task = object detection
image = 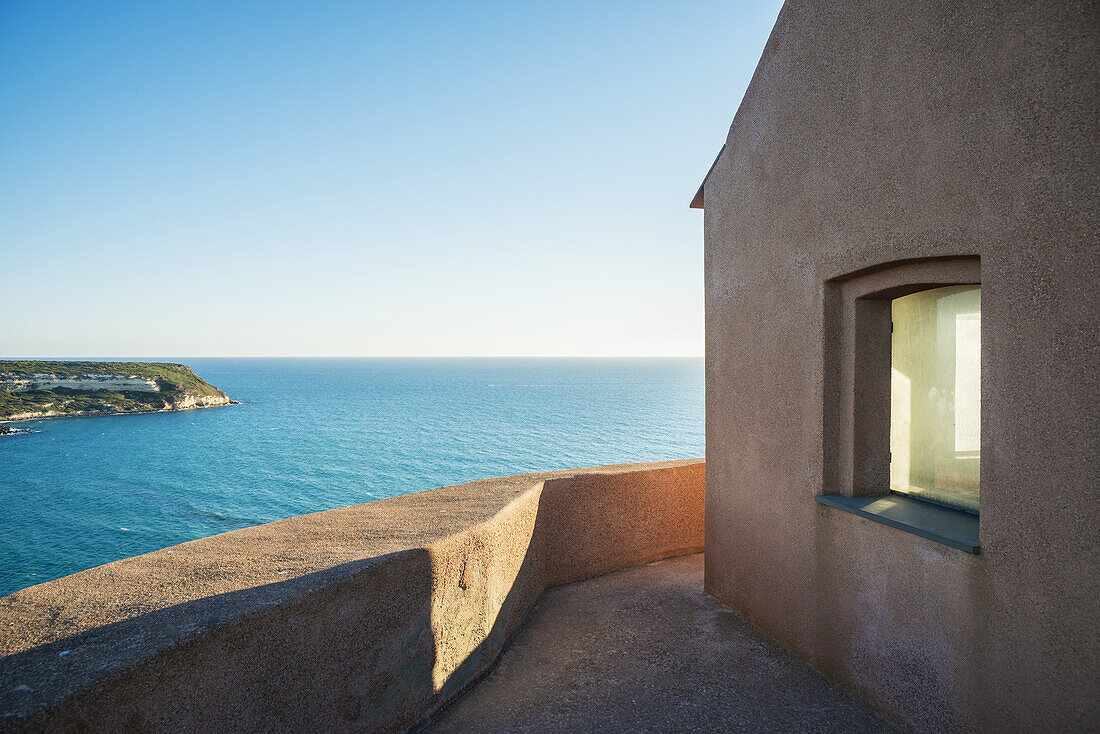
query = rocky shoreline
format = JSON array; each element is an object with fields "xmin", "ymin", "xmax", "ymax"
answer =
[
  {"xmin": 0, "ymin": 398, "xmax": 241, "ymax": 423},
  {"xmin": 0, "ymin": 424, "xmax": 39, "ymax": 436}
]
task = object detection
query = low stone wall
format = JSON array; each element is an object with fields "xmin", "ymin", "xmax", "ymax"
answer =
[{"xmin": 0, "ymin": 459, "xmax": 704, "ymax": 733}]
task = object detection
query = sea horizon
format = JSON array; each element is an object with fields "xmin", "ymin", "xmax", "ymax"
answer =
[{"xmin": 0, "ymin": 357, "xmax": 703, "ymax": 596}]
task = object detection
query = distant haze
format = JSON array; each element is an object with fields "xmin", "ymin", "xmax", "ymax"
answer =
[{"xmin": 0, "ymin": 1, "xmax": 782, "ymax": 357}]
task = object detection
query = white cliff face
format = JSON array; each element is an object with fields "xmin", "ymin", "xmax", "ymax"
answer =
[
  {"xmin": 1, "ymin": 394, "xmax": 232, "ymax": 421},
  {"xmin": 0, "ymin": 375, "xmax": 160, "ymax": 393},
  {"xmin": 171, "ymin": 394, "xmax": 232, "ymax": 409}
]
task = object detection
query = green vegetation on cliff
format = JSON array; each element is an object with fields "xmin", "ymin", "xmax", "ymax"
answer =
[{"xmin": 0, "ymin": 361, "xmax": 231, "ymax": 421}]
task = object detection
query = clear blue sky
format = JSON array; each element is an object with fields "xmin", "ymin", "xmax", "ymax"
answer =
[{"xmin": 0, "ymin": 1, "xmax": 781, "ymax": 357}]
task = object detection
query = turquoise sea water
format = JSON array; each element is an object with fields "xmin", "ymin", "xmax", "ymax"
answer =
[{"xmin": 0, "ymin": 358, "xmax": 703, "ymax": 597}]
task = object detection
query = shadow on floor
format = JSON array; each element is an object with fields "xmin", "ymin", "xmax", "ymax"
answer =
[{"xmin": 424, "ymin": 554, "xmax": 894, "ymax": 734}]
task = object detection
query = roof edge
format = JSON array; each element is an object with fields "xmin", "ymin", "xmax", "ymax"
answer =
[{"xmin": 689, "ymin": 144, "xmax": 725, "ymax": 209}]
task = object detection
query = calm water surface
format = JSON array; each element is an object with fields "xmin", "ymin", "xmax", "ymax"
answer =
[{"xmin": 0, "ymin": 358, "xmax": 703, "ymax": 596}]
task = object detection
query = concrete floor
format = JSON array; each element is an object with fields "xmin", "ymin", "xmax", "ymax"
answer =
[{"xmin": 424, "ymin": 554, "xmax": 893, "ymax": 734}]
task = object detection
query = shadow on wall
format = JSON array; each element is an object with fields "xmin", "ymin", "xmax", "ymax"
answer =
[
  {"xmin": 0, "ymin": 461, "xmax": 704, "ymax": 733},
  {"xmin": 427, "ymin": 466, "xmax": 705, "ymax": 718}
]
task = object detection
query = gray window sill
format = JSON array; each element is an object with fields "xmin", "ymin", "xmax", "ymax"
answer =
[{"xmin": 815, "ymin": 493, "xmax": 980, "ymax": 554}]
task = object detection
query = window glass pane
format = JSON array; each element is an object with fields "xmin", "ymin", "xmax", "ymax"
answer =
[{"xmin": 890, "ymin": 285, "xmax": 980, "ymax": 512}]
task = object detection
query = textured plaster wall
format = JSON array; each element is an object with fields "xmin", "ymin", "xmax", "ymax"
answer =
[
  {"xmin": 702, "ymin": 1, "xmax": 1097, "ymax": 732},
  {"xmin": 0, "ymin": 460, "xmax": 703, "ymax": 733}
]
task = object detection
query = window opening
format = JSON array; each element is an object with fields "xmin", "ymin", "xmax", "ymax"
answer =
[{"xmin": 889, "ymin": 285, "xmax": 981, "ymax": 513}]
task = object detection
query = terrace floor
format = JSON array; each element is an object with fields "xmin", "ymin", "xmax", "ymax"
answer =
[{"xmin": 424, "ymin": 554, "xmax": 893, "ymax": 734}]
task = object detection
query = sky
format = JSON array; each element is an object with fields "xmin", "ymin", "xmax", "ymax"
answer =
[{"xmin": 0, "ymin": 1, "xmax": 782, "ymax": 358}]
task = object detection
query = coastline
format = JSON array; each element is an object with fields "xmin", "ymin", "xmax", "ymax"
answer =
[
  {"xmin": 0, "ymin": 399, "xmax": 240, "ymax": 424},
  {"xmin": 1, "ymin": 361, "xmax": 236, "ymax": 425}
]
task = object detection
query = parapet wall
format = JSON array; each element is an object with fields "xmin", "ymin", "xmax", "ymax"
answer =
[{"xmin": 0, "ymin": 459, "xmax": 704, "ymax": 733}]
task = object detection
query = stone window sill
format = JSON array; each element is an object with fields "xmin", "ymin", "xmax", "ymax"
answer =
[{"xmin": 815, "ymin": 493, "xmax": 980, "ymax": 554}]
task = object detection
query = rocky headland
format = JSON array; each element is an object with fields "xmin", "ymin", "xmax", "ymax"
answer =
[{"xmin": 0, "ymin": 361, "xmax": 235, "ymax": 422}]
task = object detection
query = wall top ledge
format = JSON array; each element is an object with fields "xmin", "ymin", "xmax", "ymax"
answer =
[{"xmin": 0, "ymin": 458, "xmax": 703, "ymax": 725}]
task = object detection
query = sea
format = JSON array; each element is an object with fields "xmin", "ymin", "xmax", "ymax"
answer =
[{"xmin": 0, "ymin": 358, "xmax": 703, "ymax": 597}]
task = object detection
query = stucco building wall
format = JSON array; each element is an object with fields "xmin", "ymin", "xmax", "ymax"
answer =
[{"xmin": 701, "ymin": 1, "xmax": 1097, "ymax": 731}]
